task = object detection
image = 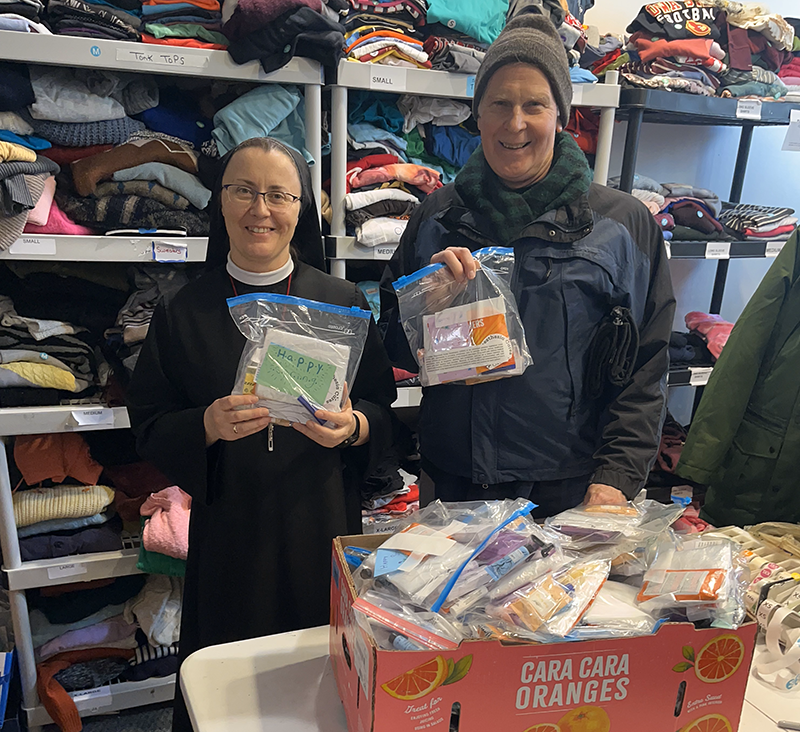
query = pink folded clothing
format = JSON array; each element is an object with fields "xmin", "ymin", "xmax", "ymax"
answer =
[
  {"xmin": 744, "ymin": 224, "xmax": 796, "ymax": 238},
  {"xmin": 685, "ymin": 311, "xmax": 734, "ymax": 361},
  {"xmin": 36, "ymin": 614, "xmax": 137, "ymax": 662},
  {"xmin": 348, "ymin": 163, "xmax": 443, "ymax": 195},
  {"xmin": 23, "ymin": 199, "xmax": 96, "ymax": 236},
  {"xmin": 141, "ymin": 485, "xmax": 191, "ymax": 560},
  {"xmin": 25, "ymin": 175, "xmax": 56, "ymax": 227}
]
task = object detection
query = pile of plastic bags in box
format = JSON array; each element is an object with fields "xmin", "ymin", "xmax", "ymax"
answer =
[{"xmin": 345, "ymin": 498, "xmax": 750, "ymax": 651}]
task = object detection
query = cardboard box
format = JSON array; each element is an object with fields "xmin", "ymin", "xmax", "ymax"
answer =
[{"xmin": 330, "ymin": 535, "xmax": 757, "ymax": 732}]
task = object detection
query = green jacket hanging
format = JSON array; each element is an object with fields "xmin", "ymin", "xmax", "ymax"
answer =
[{"xmin": 676, "ymin": 230, "xmax": 800, "ymax": 526}]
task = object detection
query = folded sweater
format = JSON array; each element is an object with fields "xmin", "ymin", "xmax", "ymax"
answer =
[{"xmin": 13, "ymin": 484, "xmax": 114, "ymax": 528}]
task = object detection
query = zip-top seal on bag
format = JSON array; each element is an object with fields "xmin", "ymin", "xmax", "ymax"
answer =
[
  {"xmin": 392, "ymin": 247, "xmax": 532, "ymax": 387},
  {"xmin": 227, "ymin": 293, "xmax": 371, "ymax": 427}
]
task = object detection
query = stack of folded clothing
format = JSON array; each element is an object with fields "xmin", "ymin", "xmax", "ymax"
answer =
[
  {"xmin": 398, "ymin": 93, "xmax": 478, "ymax": 181},
  {"xmin": 779, "ymin": 50, "xmax": 800, "ymax": 102},
  {"xmin": 225, "ymin": 0, "xmax": 345, "ymax": 74},
  {"xmin": 141, "ymin": 0, "xmax": 225, "ymax": 49},
  {"xmin": 719, "ymin": 203, "xmax": 797, "ymax": 242},
  {"xmin": 0, "ymin": 0, "xmax": 46, "ymax": 24},
  {"xmin": 685, "ymin": 311, "xmax": 733, "ymax": 361},
  {"xmin": 609, "ymin": 175, "xmax": 729, "ymax": 242},
  {"xmin": 344, "ymin": 152, "xmax": 441, "ymax": 248},
  {"xmin": 136, "ymin": 485, "xmax": 190, "ymax": 576},
  {"xmin": 47, "ymin": 0, "xmax": 142, "ymax": 41},
  {"xmin": 0, "ymin": 296, "xmax": 103, "ymax": 406},
  {"xmin": 668, "ymin": 331, "xmax": 714, "ymax": 370},
  {"xmin": 0, "ymin": 146, "xmax": 60, "ymax": 249},
  {"xmin": 344, "ymin": 0, "xmax": 430, "ymax": 69},
  {"xmin": 600, "ymin": 3, "xmax": 797, "ymax": 98},
  {"xmin": 105, "ymin": 264, "xmax": 191, "ymax": 377},
  {"xmin": 13, "ymin": 484, "xmax": 116, "ymax": 537},
  {"xmin": 58, "ymin": 136, "xmax": 210, "ymax": 235},
  {"xmin": 211, "ymin": 83, "xmax": 312, "ymax": 161},
  {"xmin": 25, "ymin": 67, "xmax": 152, "ymax": 149},
  {"xmin": 0, "ymin": 0, "xmax": 49, "ymax": 32}
]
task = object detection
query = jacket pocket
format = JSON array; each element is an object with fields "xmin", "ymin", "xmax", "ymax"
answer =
[{"xmin": 717, "ymin": 414, "xmax": 783, "ymax": 517}]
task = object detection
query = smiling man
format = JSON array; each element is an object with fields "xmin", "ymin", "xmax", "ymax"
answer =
[{"xmin": 380, "ymin": 11, "xmax": 676, "ymax": 516}]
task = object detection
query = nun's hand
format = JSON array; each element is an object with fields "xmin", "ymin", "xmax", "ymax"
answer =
[
  {"xmin": 431, "ymin": 247, "xmax": 479, "ymax": 284},
  {"xmin": 204, "ymin": 395, "xmax": 271, "ymax": 447},
  {"xmin": 292, "ymin": 397, "xmax": 369, "ymax": 449}
]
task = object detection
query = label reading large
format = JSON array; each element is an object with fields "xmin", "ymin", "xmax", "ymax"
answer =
[
  {"xmin": 47, "ymin": 563, "xmax": 88, "ymax": 580},
  {"xmin": 70, "ymin": 686, "xmax": 112, "ymax": 711}
]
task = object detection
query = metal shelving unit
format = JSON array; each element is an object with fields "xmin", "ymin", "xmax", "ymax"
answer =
[
  {"xmin": 667, "ymin": 239, "xmax": 787, "ymax": 261},
  {"xmin": 617, "ymin": 88, "xmax": 800, "ymax": 315},
  {"xmin": 0, "ymin": 32, "xmax": 325, "ymax": 731},
  {"xmin": 326, "ymin": 61, "xmax": 622, "ymax": 278}
]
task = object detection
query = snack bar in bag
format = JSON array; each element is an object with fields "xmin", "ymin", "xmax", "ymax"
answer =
[
  {"xmin": 227, "ymin": 293, "xmax": 371, "ymax": 426},
  {"xmin": 392, "ymin": 248, "xmax": 532, "ymax": 386}
]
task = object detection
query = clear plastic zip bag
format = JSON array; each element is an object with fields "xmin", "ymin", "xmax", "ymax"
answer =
[
  {"xmin": 392, "ymin": 247, "xmax": 531, "ymax": 386},
  {"xmin": 227, "ymin": 293, "xmax": 371, "ymax": 426}
]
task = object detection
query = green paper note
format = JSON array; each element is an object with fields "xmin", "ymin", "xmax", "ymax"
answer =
[{"xmin": 256, "ymin": 343, "xmax": 336, "ymax": 405}]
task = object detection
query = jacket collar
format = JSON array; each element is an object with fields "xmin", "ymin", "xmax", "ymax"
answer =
[{"xmin": 436, "ymin": 188, "xmax": 595, "ymax": 247}]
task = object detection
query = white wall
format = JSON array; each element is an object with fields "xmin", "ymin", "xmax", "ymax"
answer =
[{"xmin": 586, "ymin": 0, "xmax": 800, "ymax": 422}]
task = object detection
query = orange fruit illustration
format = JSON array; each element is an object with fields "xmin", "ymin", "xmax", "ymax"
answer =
[
  {"xmin": 523, "ymin": 725, "xmax": 561, "ymax": 732},
  {"xmin": 695, "ymin": 635, "xmax": 745, "ymax": 683},
  {"xmin": 381, "ymin": 655, "xmax": 448, "ymax": 700},
  {"xmin": 681, "ymin": 713, "xmax": 732, "ymax": 732},
  {"xmin": 558, "ymin": 705, "xmax": 611, "ymax": 732}
]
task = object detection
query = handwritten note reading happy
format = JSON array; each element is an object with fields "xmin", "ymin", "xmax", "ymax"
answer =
[{"xmin": 256, "ymin": 343, "xmax": 336, "ymax": 405}]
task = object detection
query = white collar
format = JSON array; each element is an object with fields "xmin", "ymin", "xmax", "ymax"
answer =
[{"xmin": 226, "ymin": 254, "xmax": 294, "ymax": 287}]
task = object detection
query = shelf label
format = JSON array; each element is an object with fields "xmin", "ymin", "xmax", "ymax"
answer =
[
  {"xmin": 8, "ymin": 237, "xmax": 56, "ymax": 256},
  {"xmin": 705, "ymin": 242, "xmax": 731, "ymax": 259},
  {"xmin": 572, "ymin": 84, "xmax": 584, "ymax": 106},
  {"xmin": 369, "ymin": 66, "xmax": 407, "ymax": 92},
  {"xmin": 47, "ymin": 563, "xmax": 88, "ymax": 580},
  {"xmin": 736, "ymin": 99, "xmax": 762, "ymax": 120},
  {"xmin": 152, "ymin": 241, "xmax": 188, "ymax": 263},
  {"xmin": 664, "ymin": 239, "xmax": 671, "ymax": 259},
  {"xmin": 116, "ymin": 48, "xmax": 208, "ymax": 69},
  {"xmin": 466, "ymin": 75, "xmax": 475, "ymax": 98},
  {"xmin": 71, "ymin": 409, "xmax": 115, "ymax": 427},
  {"xmin": 766, "ymin": 241, "xmax": 785, "ymax": 258},
  {"xmin": 689, "ymin": 366, "xmax": 713, "ymax": 387},
  {"xmin": 782, "ymin": 109, "xmax": 800, "ymax": 152},
  {"xmin": 374, "ymin": 246, "xmax": 397, "ymax": 259},
  {"xmin": 71, "ymin": 685, "xmax": 112, "ymax": 711}
]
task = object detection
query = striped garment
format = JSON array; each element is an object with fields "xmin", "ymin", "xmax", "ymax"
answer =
[
  {"xmin": 132, "ymin": 641, "xmax": 179, "ymax": 667},
  {"xmin": 719, "ymin": 204, "xmax": 796, "ymax": 233}
]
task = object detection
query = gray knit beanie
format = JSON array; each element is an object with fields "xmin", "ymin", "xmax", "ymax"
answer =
[{"xmin": 473, "ymin": 12, "xmax": 572, "ymax": 124}]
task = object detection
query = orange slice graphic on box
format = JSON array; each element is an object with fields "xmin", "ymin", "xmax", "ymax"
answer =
[
  {"xmin": 695, "ymin": 635, "xmax": 745, "ymax": 683},
  {"xmin": 558, "ymin": 705, "xmax": 611, "ymax": 732},
  {"xmin": 523, "ymin": 724, "xmax": 561, "ymax": 732},
  {"xmin": 681, "ymin": 713, "xmax": 732, "ymax": 732},
  {"xmin": 381, "ymin": 655, "xmax": 448, "ymax": 700}
]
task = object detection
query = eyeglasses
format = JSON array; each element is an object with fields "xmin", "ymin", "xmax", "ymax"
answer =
[{"xmin": 222, "ymin": 185, "xmax": 302, "ymax": 210}]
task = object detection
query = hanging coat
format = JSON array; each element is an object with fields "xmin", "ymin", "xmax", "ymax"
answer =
[{"xmin": 676, "ymin": 231, "xmax": 800, "ymax": 526}]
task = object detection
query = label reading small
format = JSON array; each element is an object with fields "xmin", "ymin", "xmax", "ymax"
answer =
[
  {"xmin": 369, "ymin": 65, "xmax": 407, "ymax": 92},
  {"xmin": 8, "ymin": 237, "xmax": 57, "ymax": 256}
]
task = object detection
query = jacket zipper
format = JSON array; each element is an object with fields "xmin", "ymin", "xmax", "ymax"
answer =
[{"xmin": 268, "ymin": 423, "xmax": 274, "ymax": 452}]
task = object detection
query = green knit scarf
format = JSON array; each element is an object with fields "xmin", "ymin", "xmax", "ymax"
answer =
[{"xmin": 454, "ymin": 131, "xmax": 593, "ymax": 245}]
